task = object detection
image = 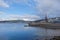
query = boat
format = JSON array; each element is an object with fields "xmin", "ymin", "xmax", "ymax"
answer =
[{"xmin": 28, "ymin": 13, "xmax": 60, "ymax": 29}]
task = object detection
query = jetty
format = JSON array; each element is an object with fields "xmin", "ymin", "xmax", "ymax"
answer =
[{"xmin": 28, "ymin": 13, "xmax": 60, "ymax": 29}]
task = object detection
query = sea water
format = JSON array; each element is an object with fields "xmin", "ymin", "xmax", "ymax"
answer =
[{"xmin": 0, "ymin": 23, "xmax": 60, "ymax": 40}]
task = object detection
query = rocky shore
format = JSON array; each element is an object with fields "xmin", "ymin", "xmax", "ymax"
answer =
[{"xmin": 50, "ymin": 36, "xmax": 60, "ymax": 40}]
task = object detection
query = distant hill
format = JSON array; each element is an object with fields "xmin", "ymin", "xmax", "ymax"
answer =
[{"xmin": 0, "ymin": 20, "xmax": 31, "ymax": 23}]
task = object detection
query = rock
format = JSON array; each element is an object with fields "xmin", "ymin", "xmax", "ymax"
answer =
[{"xmin": 50, "ymin": 36, "xmax": 60, "ymax": 40}]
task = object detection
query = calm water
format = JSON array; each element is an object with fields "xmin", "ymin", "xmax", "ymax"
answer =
[{"xmin": 0, "ymin": 23, "xmax": 60, "ymax": 40}]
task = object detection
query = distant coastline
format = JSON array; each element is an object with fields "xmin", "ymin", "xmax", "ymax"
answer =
[
  {"xmin": 0, "ymin": 20, "xmax": 24, "ymax": 23},
  {"xmin": 0, "ymin": 20, "xmax": 31, "ymax": 23},
  {"xmin": 0, "ymin": 17, "xmax": 60, "ymax": 23}
]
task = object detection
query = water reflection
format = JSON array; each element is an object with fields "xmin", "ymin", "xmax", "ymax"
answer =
[{"xmin": 0, "ymin": 23, "xmax": 60, "ymax": 40}]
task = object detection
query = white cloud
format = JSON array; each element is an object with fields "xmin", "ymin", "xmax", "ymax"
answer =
[
  {"xmin": 33, "ymin": 0, "xmax": 60, "ymax": 17},
  {"xmin": 14, "ymin": 0, "xmax": 60, "ymax": 17},
  {"xmin": 2, "ymin": 0, "xmax": 60, "ymax": 15},
  {"xmin": 0, "ymin": 11, "xmax": 5, "ymax": 14},
  {"xmin": 0, "ymin": 0, "xmax": 9, "ymax": 8},
  {"xmin": 0, "ymin": 0, "xmax": 60, "ymax": 20},
  {"xmin": 0, "ymin": 12, "xmax": 40, "ymax": 21},
  {"xmin": 6, "ymin": 14, "xmax": 40, "ymax": 21}
]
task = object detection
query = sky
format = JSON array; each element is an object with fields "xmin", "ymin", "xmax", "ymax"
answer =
[{"xmin": 0, "ymin": 0, "xmax": 60, "ymax": 21}]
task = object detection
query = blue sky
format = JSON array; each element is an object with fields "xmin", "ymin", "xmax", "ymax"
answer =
[{"xmin": 0, "ymin": 0, "xmax": 60, "ymax": 21}]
